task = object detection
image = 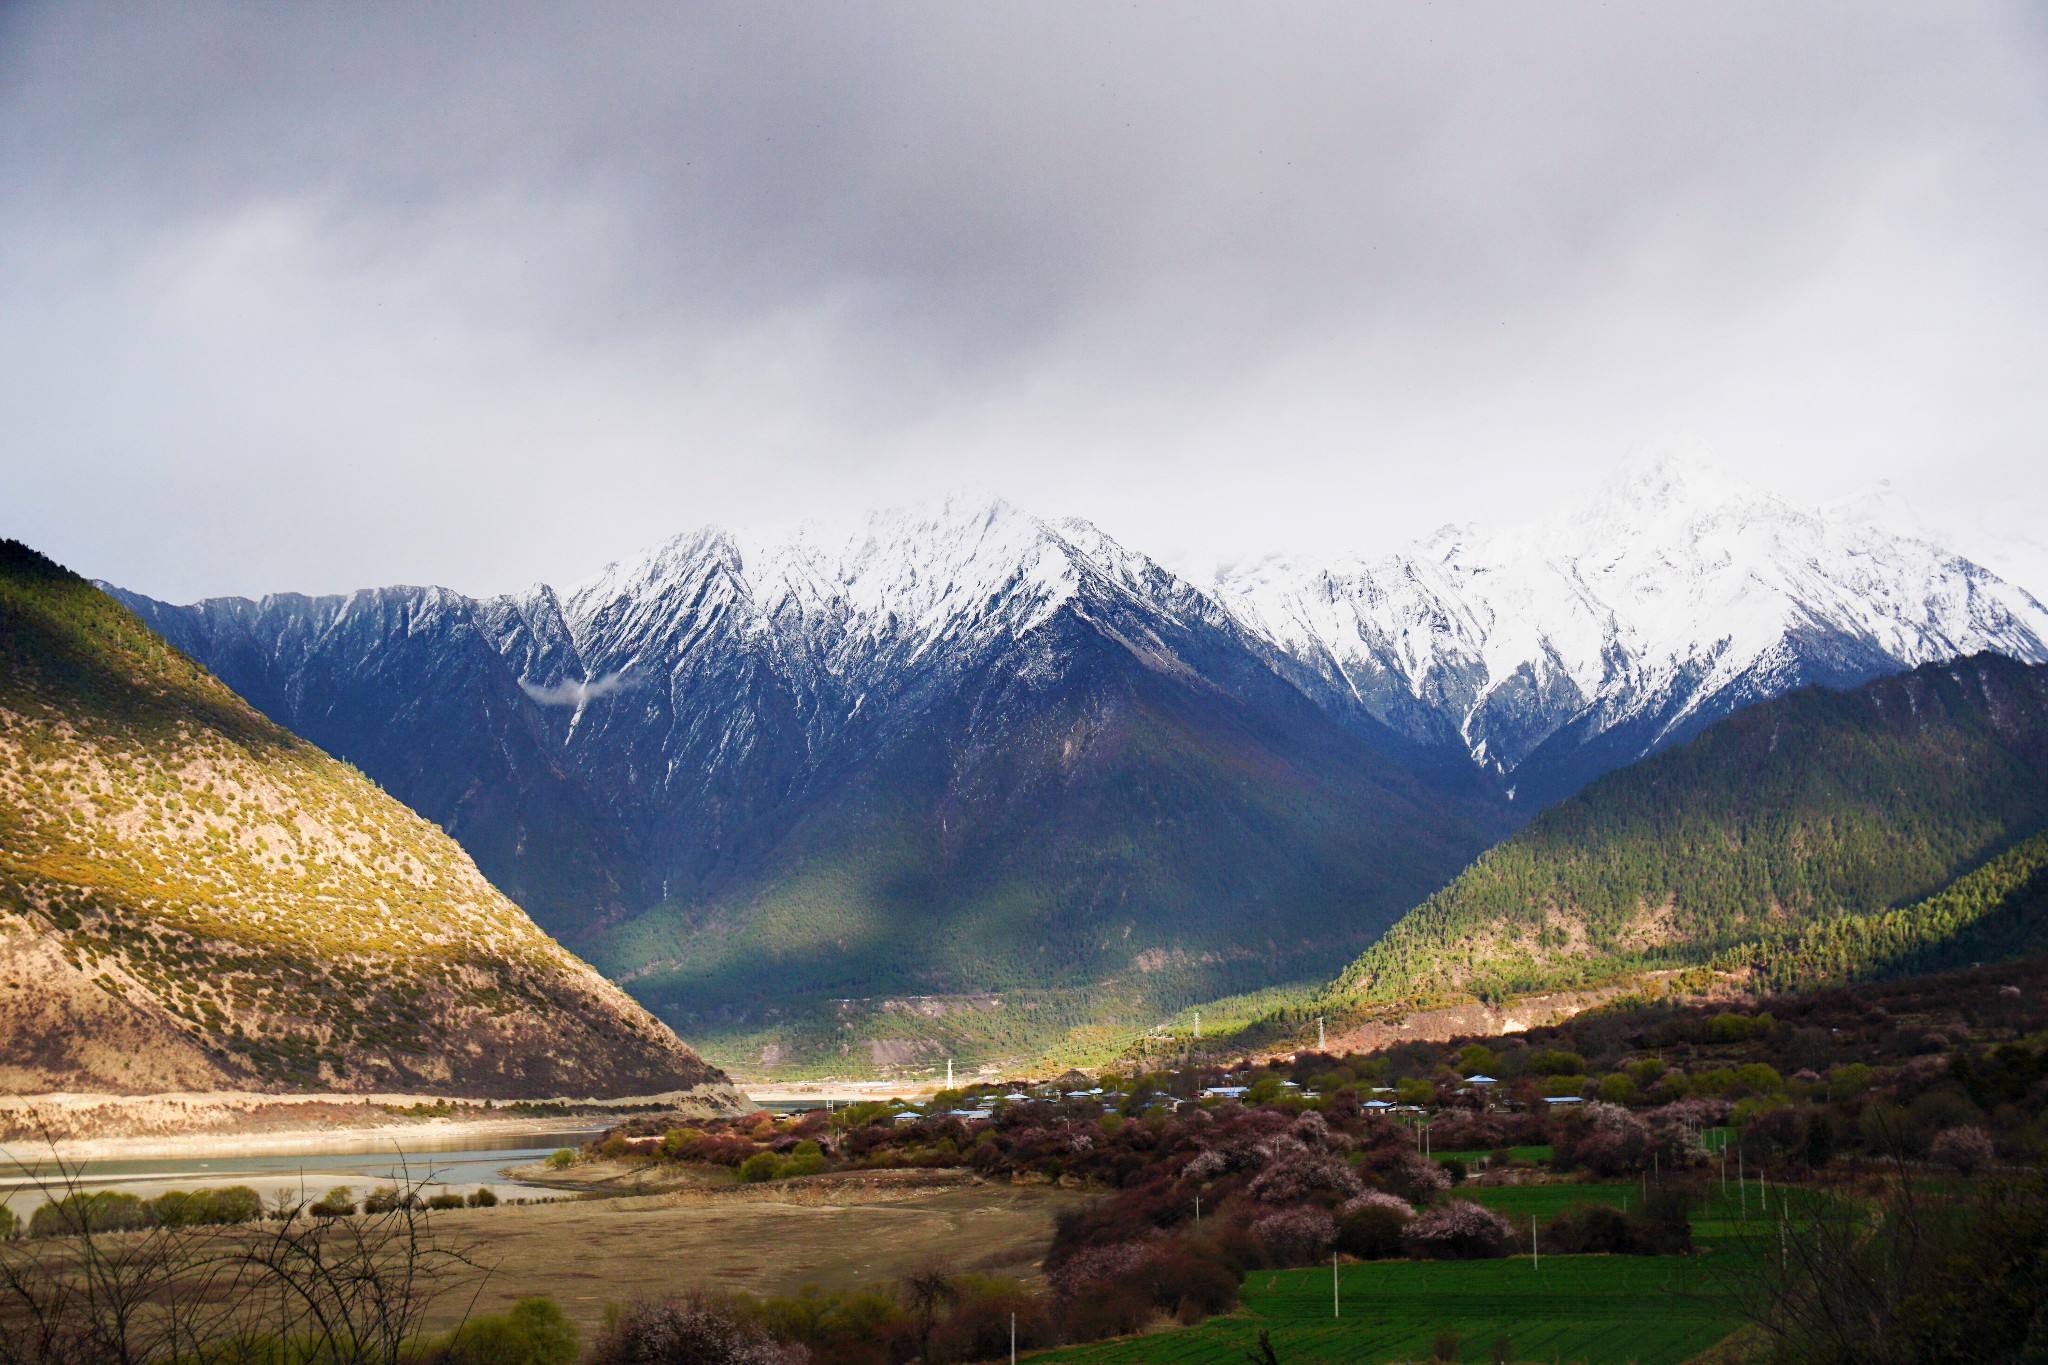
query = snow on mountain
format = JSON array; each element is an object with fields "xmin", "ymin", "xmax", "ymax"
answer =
[
  {"xmin": 514, "ymin": 496, "xmax": 1229, "ymax": 726},
  {"xmin": 1212, "ymin": 438, "xmax": 2048, "ymax": 800}
]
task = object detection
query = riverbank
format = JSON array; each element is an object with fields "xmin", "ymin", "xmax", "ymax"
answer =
[
  {"xmin": 0, "ymin": 1085, "xmax": 741, "ymax": 1159},
  {"xmin": 741, "ymin": 1080, "xmax": 937, "ymax": 1107},
  {"xmin": 0, "ymin": 1078, "xmax": 937, "ymax": 1162}
]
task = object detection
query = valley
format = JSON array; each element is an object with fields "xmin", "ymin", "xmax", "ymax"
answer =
[{"xmin": 8, "ymin": 468, "xmax": 2048, "ymax": 1365}]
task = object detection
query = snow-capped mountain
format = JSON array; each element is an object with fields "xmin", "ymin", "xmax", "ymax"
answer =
[
  {"xmin": 1213, "ymin": 441, "xmax": 2048, "ymax": 805},
  {"xmin": 115, "ymin": 498, "xmax": 1505, "ymax": 1054},
  {"xmin": 109, "ymin": 450, "xmax": 2048, "ymax": 1064}
]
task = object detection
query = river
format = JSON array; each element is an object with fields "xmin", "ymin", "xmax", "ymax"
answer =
[{"xmin": 0, "ymin": 1127, "xmax": 610, "ymax": 1220}]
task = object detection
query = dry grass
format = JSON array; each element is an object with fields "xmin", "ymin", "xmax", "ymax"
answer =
[{"xmin": 425, "ymin": 1171, "xmax": 1086, "ymax": 1333}]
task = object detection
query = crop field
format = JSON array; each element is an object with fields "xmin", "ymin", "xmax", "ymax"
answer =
[
  {"xmin": 1030, "ymin": 1184, "xmax": 1778, "ymax": 1364},
  {"xmin": 1466, "ymin": 1180, "xmax": 1799, "ymax": 1231},
  {"xmin": 1436, "ymin": 1145, "xmax": 1554, "ymax": 1165}
]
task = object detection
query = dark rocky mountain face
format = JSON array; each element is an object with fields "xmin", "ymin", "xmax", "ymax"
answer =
[
  {"xmin": 115, "ymin": 504, "xmax": 1511, "ymax": 1068},
  {"xmin": 119, "ymin": 586, "xmax": 642, "ymax": 940}
]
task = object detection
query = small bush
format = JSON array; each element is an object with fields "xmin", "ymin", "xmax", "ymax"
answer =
[
  {"xmin": 780, "ymin": 1139, "xmax": 826, "ymax": 1178},
  {"xmin": 431, "ymin": 1296, "xmax": 579, "ymax": 1365},
  {"xmin": 308, "ymin": 1186, "xmax": 356, "ymax": 1219},
  {"xmin": 1058, "ymin": 1278, "xmax": 1151, "ymax": 1343},
  {"xmin": 1541, "ymin": 1194, "xmax": 1692, "ymax": 1256},
  {"xmin": 147, "ymin": 1185, "xmax": 262, "ymax": 1227},
  {"xmin": 426, "ymin": 1193, "xmax": 467, "ymax": 1211},
  {"xmin": 738, "ymin": 1152, "xmax": 785, "ymax": 1183},
  {"xmin": 544, "ymin": 1149, "xmax": 575, "ymax": 1170},
  {"xmin": 1336, "ymin": 1205, "xmax": 1409, "ymax": 1259},
  {"xmin": 29, "ymin": 1191, "xmax": 148, "ymax": 1237},
  {"xmin": 1931, "ymin": 1124, "xmax": 1996, "ymax": 1175},
  {"xmin": 466, "ymin": 1187, "xmax": 499, "ymax": 1208}
]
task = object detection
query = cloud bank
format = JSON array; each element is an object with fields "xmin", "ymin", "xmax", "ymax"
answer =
[{"xmin": 1, "ymin": 2, "xmax": 2044, "ymax": 600}]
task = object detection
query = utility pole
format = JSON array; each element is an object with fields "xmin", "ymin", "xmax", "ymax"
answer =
[
  {"xmin": 946, "ymin": 1058, "xmax": 953, "ymax": 1090},
  {"xmin": 1193, "ymin": 1010, "xmax": 1200, "ymax": 1040},
  {"xmin": 1532, "ymin": 1219, "xmax": 1538, "ymax": 1269},
  {"xmin": 1317, "ymin": 1015, "xmax": 1325, "ymax": 1050},
  {"xmin": 1333, "ymin": 1253, "xmax": 1340, "ymax": 1318},
  {"xmin": 1010, "ymin": 1312, "xmax": 1016, "ymax": 1365}
]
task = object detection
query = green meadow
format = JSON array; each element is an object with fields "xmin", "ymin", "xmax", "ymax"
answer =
[{"xmin": 1030, "ymin": 1184, "xmax": 1777, "ymax": 1365}]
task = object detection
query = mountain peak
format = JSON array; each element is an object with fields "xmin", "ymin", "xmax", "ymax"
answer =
[
  {"xmin": 1591, "ymin": 434, "xmax": 1757, "ymax": 520},
  {"xmin": 1213, "ymin": 446, "xmax": 2048, "ymax": 793}
]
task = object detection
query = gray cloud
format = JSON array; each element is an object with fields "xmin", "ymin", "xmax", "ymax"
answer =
[{"xmin": 2, "ymin": 2, "xmax": 2045, "ymax": 601}]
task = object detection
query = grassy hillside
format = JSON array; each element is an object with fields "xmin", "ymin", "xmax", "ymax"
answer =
[
  {"xmin": 1328, "ymin": 654, "xmax": 2048, "ymax": 1010},
  {"xmin": 0, "ymin": 541, "xmax": 737, "ymax": 1101}
]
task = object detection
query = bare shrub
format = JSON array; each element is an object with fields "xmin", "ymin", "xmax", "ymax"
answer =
[
  {"xmin": 1045, "ymin": 1241, "xmax": 1156, "ymax": 1301},
  {"xmin": 1929, "ymin": 1125, "xmax": 1995, "ymax": 1175},
  {"xmin": 1251, "ymin": 1206, "xmax": 1336, "ymax": 1265},
  {"xmin": 1381, "ymin": 1153, "xmax": 1452, "ymax": 1205},
  {"xmin": 1402, "ymin": 1200, "xmax": 1512, "ymax": 1260},
  {"xmin": 0, "ymin": 1136, "xmax": 485, "ymax": 1365},
  {"xmin": 586, "ymin": 1293, "xmax": 805, "ymax": 1365},
  {"xmin": 1246, "ymin": 1153, "xmax": 1362, "ymax": 1206}
]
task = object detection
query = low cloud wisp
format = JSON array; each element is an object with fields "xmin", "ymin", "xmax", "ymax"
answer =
[{"xmin": 520, "ymin": 672, "xmax": 636, "ymax": 708}]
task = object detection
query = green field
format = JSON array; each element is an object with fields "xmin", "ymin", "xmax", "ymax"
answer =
[
  {"xmin": 1030, "ymin": 1185, "xmax": 1776, "ymax": 1364},
  {"xmin": 1436, "ymin": 1129, "xmax": 1729, "ymax": 1171},
  {"xmin": 1436, "ymin": 1146, "xmax": 1554, "ymax": 1165}
]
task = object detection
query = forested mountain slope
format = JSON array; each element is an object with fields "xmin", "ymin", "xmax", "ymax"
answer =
[
  {"xmin": 0, "ymin": 540, "xmax": 738, "ymax": 1101},
  {"xmin": 1330, "ymin": 653, "xmax": 2048, "ymax": 1008}
]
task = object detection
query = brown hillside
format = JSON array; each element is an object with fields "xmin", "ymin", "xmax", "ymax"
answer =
[{"xmin": 0, "ymin": 539, "xmax": 740, "ymax": 1103}]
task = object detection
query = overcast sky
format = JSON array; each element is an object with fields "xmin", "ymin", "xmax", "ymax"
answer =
[{"xmin": 3, "ymin": 2, "xmax": 2046, "ymax": 602}]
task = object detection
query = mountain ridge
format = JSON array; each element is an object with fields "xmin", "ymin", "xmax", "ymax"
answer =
[
  {"xmin": 0, "ymin": 539, "xmax": 740, "ymax": 1102},
  {"xmin": 1212, "ymin": 440, "xmax": 2048, "ymax": 804},
  {"xmin": 107, "ymin": 456, "xmax": 2048, "ymax": 1072},
  {"xmin": 1327, "ymin": 651, "xmax": 2048, "ymax": 1011}
]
